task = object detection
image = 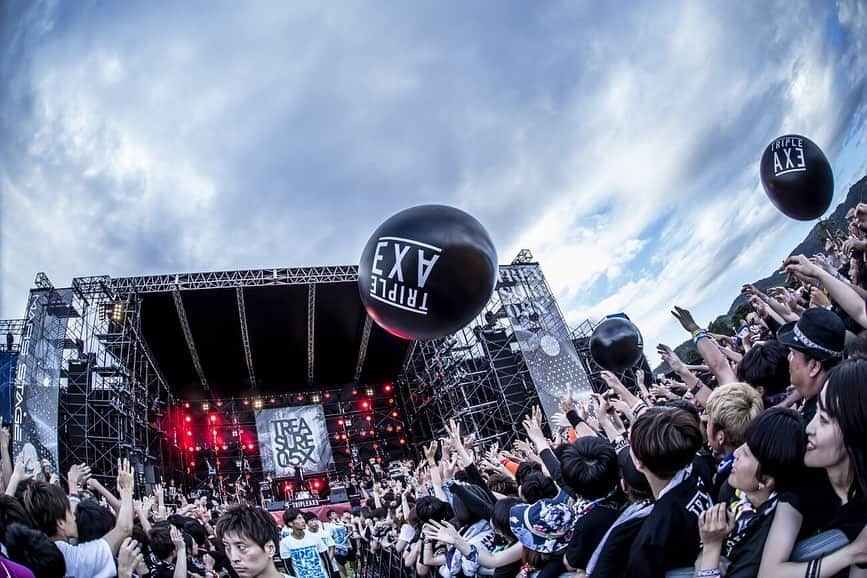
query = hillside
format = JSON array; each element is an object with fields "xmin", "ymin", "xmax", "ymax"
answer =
[{"xmin": 656, "ymin": 174, "xmax": 867, "ymax": 374}]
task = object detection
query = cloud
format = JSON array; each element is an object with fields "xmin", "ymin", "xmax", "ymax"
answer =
[{"xmin": 0, "ymin": 0, "xmax": 865, "ymax": 375}]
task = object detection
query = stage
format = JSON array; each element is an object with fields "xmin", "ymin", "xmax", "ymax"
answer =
[{"xmin": 270, "ymin": 501, "xmax": 353, "ymax": 525}]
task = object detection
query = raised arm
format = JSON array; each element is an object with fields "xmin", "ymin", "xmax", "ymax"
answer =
[{"xmin": 101, "ymin": 458, "xmax": 134, "ymax": 556}]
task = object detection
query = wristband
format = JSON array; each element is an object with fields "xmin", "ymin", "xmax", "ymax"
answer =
[
  {"xmin": 630, "ymin": 402, "xmax": 648, "ymax": 419},
  {"xmin": 689, "ymin": 382, "xmax": 704, "ymax": 397},
  {"xmin": 693, "ymin": 330, "xmax": 709, "ymax": 344},
  {"xmin": 697, "ymin": 570, "xmax": 721, "ymax": 578}
]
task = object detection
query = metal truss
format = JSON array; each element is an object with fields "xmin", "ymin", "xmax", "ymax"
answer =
[
  {"xmin": 307, "ymin": 284, "xmax": 316, "ymax": 385},
  {"xmin": 400, "ymin": 269, "xmax": 542, "ymax": 454},
  {"xmin": 172, "ymin": 290, "xmax": 209, "ymax": 390},
  {"xmin": 55, "ymin": 277, "xmax": 178, "ymax": 488},
  {"xmin": 354, "ymin": 315, "xmax": 373, "ymax": 381},
  {"xmin": 111, "ymin": 265, "xmax": 358, "ymax": 294},
  {"xmin": 236, "ymin": 288, "xmax": 257, "ymax": 389}
]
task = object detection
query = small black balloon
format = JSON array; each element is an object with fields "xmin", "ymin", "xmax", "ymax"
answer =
[
  {"xmin": 760, "ymin": 134, "xmax": 834, "ymax": 221},
  {"xmin": 590, "ymin": 318, "xmax": 644, "ymax": 373},
  {"xmin": 358, "ymin": 205, "xmax": 498, "ymax": 341}
]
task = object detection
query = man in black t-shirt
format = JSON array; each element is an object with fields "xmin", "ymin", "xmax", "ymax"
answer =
[
  {"xmin": 625, "ymin": 407, "xmax": 712, "ymax": 578},
  {"xmin": 555, "ymin": 437, "xmax": 624, "ymax": 574}
]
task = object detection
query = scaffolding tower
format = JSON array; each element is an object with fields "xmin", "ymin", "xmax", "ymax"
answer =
[{"xmin": 56, "ymin": 274, "xmax": 175, "ymax": 488}]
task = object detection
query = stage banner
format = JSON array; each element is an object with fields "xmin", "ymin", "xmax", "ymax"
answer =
[
  {"xmin": 255, "ymin": 405, "xmax": 334, "ymax": 477},
  {"xmin": 497, "ymin": 264, "xmax": 593, "ymax": 423},
  {"xmin": 0, "ymin": 351, "xmax": 18, "ymax": 423},
  {"xmin": 12, "ymin": 288, "xmax": 73, "ymax": 473}
]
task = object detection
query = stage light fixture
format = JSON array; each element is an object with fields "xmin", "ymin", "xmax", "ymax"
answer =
[
  {"xmin": 252, "ymin": 398, "xmax": 263, "ymax": 410},
  {"xmin": 352, "ymin": 389, "xmax": 358, "ymax": 396},
  {"xmin": 365, "ymin": 415, "xmax": 372, "ymax": 422},
  {"xmin": 392, "ymin": 411, "xmax": 399, "ymax": 418},
  {"xmin": 186, "ymin": 431, "xmax": 192, "ymax": 436},
  {"xmin": 337, "ymin": 418, "xmax": 344, "ymax": 426},
  {"xmin": 361, "ymin": 430, "xmax": 367, "ymax": 437},
  {"xmin": 369, "ymin": 429, "xmax": 375, "ymax": 436},
  {"xmin": 185, "ymin": 416, "xmax": 191, "ymax": 423},
  {"xmin": 184, "ymin": 402, "xmax": 190, "ymax": 409},
  {"xmin": 399, "ymin": 438, "xmax": 406, "ymax": 445},
  {"xmin": 209, "ymin": 415, "xmax": 217, "ymax": 423},
  {"xmin": 384, "ymin": 383, "xmax": 393, "ymax": 393},
  {"xmin": 222, "ymin": 444, "xmax": 228, "ymax": 450},
  {"xmin": 324, "ymin": 392, "xmax": 331, "ymax": 399},
  {"xmin": 365, "ymin": 387, "xmax": 374, "ymax": 397},
  {"xmin": 396, "ymin": 425, "xmax": 402, "ymax": 431},
  {"xmin": 243, "ymin": 399, "xmax": 250, "ymax": 406},
  {"xmin": 202, "ymin": 402, "xmax": 210, "ymax": 411},
  {"xmin": 311, "ymin": 393, "xmax": 321, "ymax": 403},
  {"xmin": 190, "ymin": 461, "xmax": 196, "ymax": 467},
  {"xmin": 216, "ymin": 401, "xmax": 223, "ymax": 407},
  {"xmin": 361, "ymin": 401, "xmax": 370, "ymax": 410},
  {"xmin": 272, "ymin": 397, "xmax": 279, "ymax": 404}
]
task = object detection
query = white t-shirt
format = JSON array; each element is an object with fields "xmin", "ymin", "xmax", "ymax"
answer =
[
  {"xmin": 55, "ymin": 538, "xmax": 116, "ymax": 578},
  {"xmin": 397, "ymin": 523, "xmax": 416, "ymax": 544},
  {"xmin": 279, "ymin": 532, "xmax": 328, "ymax": 578},
  {"xmin": 307, "ymin": 528, "xmax": 335, "ymax": 549}
]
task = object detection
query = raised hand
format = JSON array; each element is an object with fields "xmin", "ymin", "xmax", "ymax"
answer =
[
  {"xmin": 422, "ymin": 519, "xmax": 461, "ymax": 545},
  {"xmin": 671, "ymin": 306, "xmax": 701, "ymax": 333},
  {"xmin": 423, "ymin": 440, "xmax": 438, "ymax": 465},
  {"xmin": 656, "ymin": 344, "xmax": 685, "ymax": 373},
  {"xmin": 809, "ymin": 287, "xmax": 831, "ymax": 308},
  {"xmin": 170, "ymin": 525, "xmax": 185, "ymax": 548},
  {"xmin": 68, "ymin": 463, "xmax": 91, "ymax": 492},
  {"xmin": 782, "ymin": 254, "xmax": 822, "ymax": 281},
  {"xmin": 117, "ymin": 537, "xmax": 143, "ymax": 578},
  {"xmin": 117, "ymin": 458, "xmax": 134, "ymax": 494}
]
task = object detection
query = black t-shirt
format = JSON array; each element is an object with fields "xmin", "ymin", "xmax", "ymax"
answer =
[
  {"xmin": 692, "ymin": 450, "xmax": 715, "ymax": 493},
  {"xmin": 825, "ymin": 497, "xmax": 867, "ymax": 541},
  {"xmin": 565, "ymin": 499, "xmax": 623, "ymax": 571},
  {"xmin": 589, "ymin": 514, "xmax": 647, "ymax": 577},
  {"xmin": 721, "ymin": 497, "xmax": 777, "ymax": 578},
  {"xmin": 148, "ymin": 559, "xmax": 176, "ymax": 578},
  {"xmin": 801, "ymin": 394, "xmax": 819, "ymax": 425},
  {"xmin": 624, "ymin": 473, "xmax": 712, "ymax": 578},
  {"xmin": 777, "ymin": 470, "xmax": 839, "ymax": 537}
]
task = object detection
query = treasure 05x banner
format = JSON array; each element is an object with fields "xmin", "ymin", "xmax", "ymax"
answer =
[{"xmin": 255, "ymin": 404, "xmax": 334, "ymax": 477}]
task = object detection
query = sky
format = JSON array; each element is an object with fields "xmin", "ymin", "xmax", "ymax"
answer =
[{"xmin": 2, "ymin": 0, "xmax": 867, "ymax": 365}]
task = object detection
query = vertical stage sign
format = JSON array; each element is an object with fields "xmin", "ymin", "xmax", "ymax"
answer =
[
  {"xmin": 0, "ymin": 351, "xmax": 18, "ymax": 424},
  {"xmin": 255, "ymin": 404, "xmax": 334, "ymax": 477},
  {"xmin": 497, "ymin": 264, "xmax": 593, "ymax": 423},
  {"xmin": 12, "ymin": 288, "xmax": 73, "ymax": 472}
]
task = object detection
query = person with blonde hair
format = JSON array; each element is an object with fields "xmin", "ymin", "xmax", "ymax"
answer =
[{"xmin": 705, "ymin": 383, "xmax": 764, "ymax": 501}]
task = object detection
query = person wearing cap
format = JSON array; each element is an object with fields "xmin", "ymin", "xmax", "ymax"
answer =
[
  {"xmin": 508, "ymin": 489, "xmax": 574, "ymax": 578},
  {"xmin": 776, "ymin": 307, "xmax": 846, "ymax": 425}
]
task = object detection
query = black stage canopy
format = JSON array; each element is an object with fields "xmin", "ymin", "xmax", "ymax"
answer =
[{"xmin": 112, "ymin": 266, "xmax": 411, "ymax": 399}]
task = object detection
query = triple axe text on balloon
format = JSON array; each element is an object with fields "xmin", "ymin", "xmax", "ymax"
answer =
[
  {"xmin": 769, "ymin": 137, "xmax": 806, "ymax": 177},
  {"xmin": 368, "ymin": 237, "xmax": 441, "ymax": 315}
]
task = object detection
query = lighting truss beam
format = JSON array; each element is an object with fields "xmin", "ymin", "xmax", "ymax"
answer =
[
  {"xmin": 354, "ymin": 315, "xmax": 373, "ymax": 381},
  {"xmin": 236, "ymin": 287, "xmax": 256, "ymax": 389},
  {"xmin": 307, "ymin": 283, "xmax": 315, "ymax": 385},
  {"xmin": 172, "ymin": 289, "xmax": 208, "ymax": 390},
  {"xmin": 111, "ymin": 266, "xmax": 358, "ymax": 294}
]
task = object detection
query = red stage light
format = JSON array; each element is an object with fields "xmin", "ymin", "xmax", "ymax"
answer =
[
  {"xmin": 370, "ymin": 429, "xmax": 375, "ymax": 436},
  {"xmin": 184, "ymin": 402, "xmax": 190, "ymax": 409},
  {"xmin": 361, "ymin": 401, "xmax": 370, "ymax": 410},
  {"xmin": 389, "ymin": 398, "xmax": 395, "ymax": 404},
  {"xmin": 337, "ymin": 419, "xmax": 344, "ymax": 426},
  {"xmin": 190, "ymin": 461, "xmax": 196, "ymax": 467},
  {"xmin": 361, "ymin": 430, "xmax": 367, "ymax": 437},
  {"xmin": 325, "ymin": 392, "xmax": 331, "ymax": 399},
  {"xmin": 396, "ymin": 425, "xmax": 402, "ymax": 431},
  {"xmin": 222, "ymin": 444, "xmax": 228, "ymax": 450},
  {"xmin": 392, "ymin": 411, "xmax": 399, "ymax": 418},
  {"xmin": 209, "ymin": 414, "xmax": 217, "ymax": 423},
  {"xmin": 384, "ymin": 383, "xmax": 393, "ymax": 393},
  {"xmin": 185, "ymin": 416, "xmax": 191, "ymax": 423},
  {"xmin": 387, "ymin": 426, "xmax": 393, "ymax": 432},
  {"xmin": 186, "ymin": 431, "xmax": 192, "ymax": 436},
  {"xmin": 216, "ymin": 400, "xmax": 223, "ymax": 407},
  {"xmin": 352, "ymin": 389, "xmax": 358, "ymax": 396},
  {"xmin": 365, "ymin": 415, "xmax": 372, "ymax": 422},
  {"xmin": 295, "ymin": 395, "xmax": 303, "ymax": 402},
  {"xmin": 335, "ymin": 434, "xmax": 341, "ymax": 440},
  {"xmin": 212, "ymin": 428, "xmax": 217, "ymax": 436},
  {"xmin": 400, "ymin": 438, "xmax": 406, "ymax": 445},
  {"xmin": 247, "ymin": 443, "xmax": 254, "ymax": 450},
  {"xmin": 312, "ymin": 480, "xmax": 321, "ymax": 490},
  {"xmin": 243, "ymin": 399, "xmax": 250, "ymax": 406}
]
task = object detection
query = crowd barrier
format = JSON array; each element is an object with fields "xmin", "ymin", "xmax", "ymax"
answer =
[{"xmin": 356, "ymin": 543, "xmax": 413, "ymax": 578}]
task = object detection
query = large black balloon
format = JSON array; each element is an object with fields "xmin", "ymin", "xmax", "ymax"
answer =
[
  {"xmin": 760, "ymin": 134, "xmax": 834, "ymax": 221},
  {"xmin": 590, "ymin": 317, "xmax": 644, "ymax": 373},
  {"xmin": 358, "ymin": 205, "xmax": 498, "ymax": 341}
]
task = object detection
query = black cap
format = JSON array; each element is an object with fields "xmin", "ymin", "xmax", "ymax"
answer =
[{"xmin": 777, "ymin": 308, "xmax": 845, "ymax": 363}]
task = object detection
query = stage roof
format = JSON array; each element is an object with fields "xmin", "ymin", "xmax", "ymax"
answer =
[{"xmin": 111, "ymin": 266, "xmax": 412, "ymax": 399}]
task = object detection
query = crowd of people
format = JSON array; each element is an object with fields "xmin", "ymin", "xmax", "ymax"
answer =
[{"xmin": 3, "ymin": 208, "xmax": 867, "ymax": 578}]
